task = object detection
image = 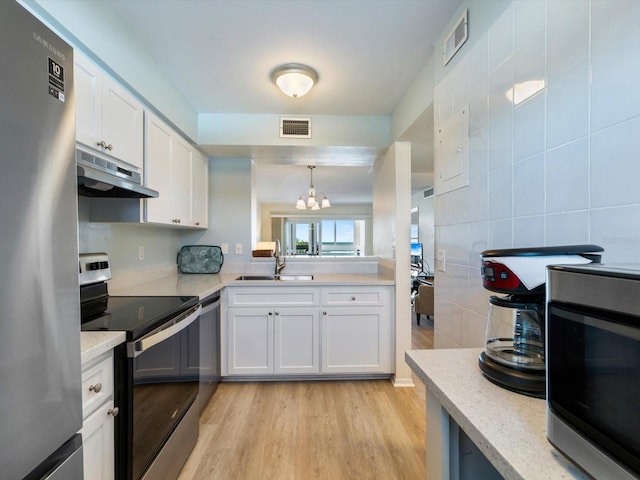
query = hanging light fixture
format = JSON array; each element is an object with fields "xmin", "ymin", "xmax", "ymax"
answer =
[
  {"xmin": 296, "ymin": 165, "xmax": 331, "ymax": 210},
  {"xmin": 272, "ymin": 63, "xmax": 318, "ymax": 98}
]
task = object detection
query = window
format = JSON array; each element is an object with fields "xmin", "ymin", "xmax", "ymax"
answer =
[
  {"xmin": 321, "ymin": 220, "xmax": 357, "ymax": 256},
  {"xmin": 279, "ymin": 217, "xmax": 368, "ymax": 256}
]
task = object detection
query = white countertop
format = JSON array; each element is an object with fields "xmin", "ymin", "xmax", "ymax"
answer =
[
  {"xmin": 81, "ymin": 331, "xmax": 126, "ymax": 365},
  {"xmin": 405, "ymin": 348, "xmax": 588, "ymax": 480},
  {"xmin": 108, "ymin": 272, "xmax": 393, "ymax": 298},
  {"xmin": 84, "ymin": 271, "xmax": 392, "ymax": 366}
]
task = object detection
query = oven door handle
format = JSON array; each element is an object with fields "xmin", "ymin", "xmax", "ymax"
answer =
[{"xmin": 127, "ymin": 304, "xmax": 202, "ymax": 358}]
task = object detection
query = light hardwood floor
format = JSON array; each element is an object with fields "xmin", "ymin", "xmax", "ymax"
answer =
[{"xmin": 178, "ymin": 320, "xmax": 435, "ymax": 480}]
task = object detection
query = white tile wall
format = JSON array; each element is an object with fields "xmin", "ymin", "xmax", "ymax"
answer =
[
  {"xmin": 513, "ymin": 153, "xmax": 545, "ymax": 216},
  {"xmin": 488, "ymin": 3, "xmax": 514, "ymax": 72},
  {"xmin": 545, "ymin": 62, "xmax": 589, "ymax": 149},
  {"xmin": 591, "ymin": 26, "xmax": 640, "ymax": 131},
  {"xmin": 545, "ymin": 138, "xmax": 589, "ymax": 213},
  {"xmin": 546, "ymin": 0, "xmax": 589, "ymax": 83},
  {"xmin": 488, "ymin": 112, "xmax": 513, "ymax": 171},
  {"xmin": 434, "ymin": 0, "xmax": 640, "ymax": 348},
  {"xmin": 513, "ymin": 91, "xmax": 545, "ymax": 161},
  {"xmin": 591, "ymin": 116, "xmax": 640, "ymax": 207},
  {"xmin": 590, "ymin": 205, "xmax": 640, "ymax": 263}
]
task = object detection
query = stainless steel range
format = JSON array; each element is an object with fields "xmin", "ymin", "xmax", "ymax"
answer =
[{"xmin": 79, "ymin": 253, "xmax": 201, "ymax": 480}]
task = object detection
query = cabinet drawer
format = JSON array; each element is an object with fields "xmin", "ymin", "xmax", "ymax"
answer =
[
  {"xmin": 227, "ymin": 288, "xmax": 318, "ymax": 307},
  {"xmin": 82, "ymin": 352, "xmax": 114, "ymax": 419},
  {"xmin": 322, "ymin": 287, "xmax": 388, "ymax": 306}
]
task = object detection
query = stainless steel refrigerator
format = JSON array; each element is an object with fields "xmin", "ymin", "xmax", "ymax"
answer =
[{"xmin": 0, "ymin": 2, "xmax": 83, "ymax": 478}]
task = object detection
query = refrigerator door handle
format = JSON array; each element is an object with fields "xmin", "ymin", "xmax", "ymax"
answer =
[{"xmin": 127, "ymin": 305, "xmax": 201, "ymax": 358}]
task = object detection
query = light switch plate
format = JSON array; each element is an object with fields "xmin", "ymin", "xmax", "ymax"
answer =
[
  {"xmin": 235, "ymin": 243, "xmax": 243, "ymax": 254},
  {"xmin": 221, "ymin": 243, "xmax": 229, "ymax": 255},
  {"xmin": 138, "ymin": 246, "xmax": 144, "ymax": 261}
]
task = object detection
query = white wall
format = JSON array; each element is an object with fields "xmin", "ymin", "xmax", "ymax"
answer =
[
  {"xmin": 373, "ymin": 142, "xmax": 413, "ymax": 385},
  {"xmin": 78, "ymin": 197, "xmax": 187, "ymax": 273},
  {"xmin": 433, "ymin": 0, "xmax": 640, "ymax": 349},
  {"xmin": 185, "ymin": 158, "xmax": 254, "ymax": 267},
  {"xmin": 198, "ymin": 113, "xmax": 390, "ymax": 147},
  {"xmin": 390, "ymin": 55, "xmax": 435, "ymax": 141}
]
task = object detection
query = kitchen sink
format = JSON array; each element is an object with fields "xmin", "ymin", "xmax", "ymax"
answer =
[
  {"xmin": 235, "ymin": 275, "xmax": 276, "ymax": 280},
  {"xmin": 277, "ymin": 274, "xmax": 314, "ymax": 281},
  {"xmin": 235, "ymin": 274, "xmax": 313, "ymax": 281}
]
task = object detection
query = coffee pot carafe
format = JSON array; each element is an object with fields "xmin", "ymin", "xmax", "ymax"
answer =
[{"xmin": 478, "ymin": 245, "xmax": 603, "ymax": 398}]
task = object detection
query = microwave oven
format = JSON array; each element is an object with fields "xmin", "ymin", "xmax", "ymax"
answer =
[{"xmin": 546, "ymin": 263, "xmax": 640, "ymax": 480}]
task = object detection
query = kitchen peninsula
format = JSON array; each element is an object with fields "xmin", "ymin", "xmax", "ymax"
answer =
[
  {"xmin": 405, "ymin": 349, "xmax": 588, "ymax": 480},
  {"xmin": 104, "ymin": 267, "xmax": 395, "ymax": 379}
]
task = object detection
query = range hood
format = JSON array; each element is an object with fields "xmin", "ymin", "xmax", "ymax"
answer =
[{"xmin": 76, "ymin": 148, "xmax": 159, "ymax": 198}]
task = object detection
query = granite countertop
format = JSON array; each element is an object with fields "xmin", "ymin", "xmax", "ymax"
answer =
[
  {"xmin": 81, "ymin": 331, "xmax": 126, "ymax": 365},
  {"xmin": 405, "ymin": 348, "xmax": 588, "ymax": 480},
  {"xmin": 108, "ymin": 272, "xmax": 393, "ymax": 298},
  {"xmin": 109, "ymin": 272, "xmax": 230, "ymax": 299}
]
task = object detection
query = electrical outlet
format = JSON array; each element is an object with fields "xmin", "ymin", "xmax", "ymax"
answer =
[
  {"xmin": 235, "ymin": 243, "xmax": 243, "ymax": 255},
  {"xmin": 138, "ymin": 246, "xmax": 144, "ymax": 261},
  {"xmin": 437, "ymin": 249, "xmax": 446, "ymax": 272},
  {"xmin": 221, "ymin": 243, "xmax": 229, "ymax": 255}
]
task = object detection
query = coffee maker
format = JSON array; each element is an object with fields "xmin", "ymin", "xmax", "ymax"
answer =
[{"xmin": 478, "ymin": 245, "xmax": 603, "ymax": 398}]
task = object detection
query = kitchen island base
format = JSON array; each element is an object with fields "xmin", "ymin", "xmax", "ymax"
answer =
[{"xmin": 406, "ymin": 348, "xmax": 588, "ymax": 480}]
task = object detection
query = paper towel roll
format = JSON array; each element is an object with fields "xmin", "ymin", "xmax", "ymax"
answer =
[{"xmin": 495, "ymin": 255, "xmax": 592, "ymax": 291}]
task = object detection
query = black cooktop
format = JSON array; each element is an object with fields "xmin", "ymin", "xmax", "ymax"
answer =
[{"xmin": 80, "ymin": 295, "xmax": 199, "ymax": 340}]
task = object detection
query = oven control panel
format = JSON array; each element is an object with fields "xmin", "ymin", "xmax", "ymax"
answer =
[{"xmin": 79, "ymin": 252, "xmax": 112, "ymax": 285}]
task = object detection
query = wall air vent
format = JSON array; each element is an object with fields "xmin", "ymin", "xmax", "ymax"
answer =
[
  {"xmin": 443, "ymin": 10, "xmax": 468, "ymax": 66},
  {"xmin": 280, "ymin": 117, "xmax": 312, "ymax": 138},
  {"xmin": 423, "ymin": 187, "xmax": 434, "ymax": 198}
]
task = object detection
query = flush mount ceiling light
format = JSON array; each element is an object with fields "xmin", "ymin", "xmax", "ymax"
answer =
[
  {"xmin": 296, "ymin": 165, "xmax": 330, "ymax": 210},
  {"xmin": 272, "ymin": 63, "xmax": 318, "ymax": 98}
]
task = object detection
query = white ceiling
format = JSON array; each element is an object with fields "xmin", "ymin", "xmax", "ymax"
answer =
[{"xmin": 106, "ymin": 0, "xmax": 461, "ymax": 204}]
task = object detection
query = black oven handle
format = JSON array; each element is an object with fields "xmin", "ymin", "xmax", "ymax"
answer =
[{"xmin": 127, "ymin": 304, "xmax": 202, "ymax": 358}]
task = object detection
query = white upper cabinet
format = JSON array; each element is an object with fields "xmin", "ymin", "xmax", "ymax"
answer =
[
  {"xmin": 74, "ymin": 52, "xmax": 143, "ymax": 170},
  {"xmin": 191, "ymin": 150, "xmax": 209, "ymax": 228},
  {"xmin": 172, "ymin": 136, "xmax": 193, "ymax": 225},
  {"xmin": 145, "ymin": 113, "xmax": 173, "ymax": 224},
  {"xmin": 145, "ymin": 112, "xmax": 206, "ymax": 228}
]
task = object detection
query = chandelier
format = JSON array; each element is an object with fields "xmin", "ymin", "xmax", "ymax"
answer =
[{"xmin": 296, "ymin": 165, "xmax": 330, "ymax": 210}]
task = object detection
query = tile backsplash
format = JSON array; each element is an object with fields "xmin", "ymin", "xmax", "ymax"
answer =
[{"xmin": 434, "ymin": 0, "xmax": 640, "ymax": 348}]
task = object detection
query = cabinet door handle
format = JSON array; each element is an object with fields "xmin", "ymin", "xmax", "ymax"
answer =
[
  {"xmin": 323, "ymin": 311, "xmax": 327, "ymax": 315},
  {"xmin": 268, "ymin": 311, "xmax": 273, "ymax": 316},
  {"xmin": 351, "ymin": 296, "xmax": 356, "ymax": 301},
  {"xmin": 105, "ymin": 143, "xmax": 113, "ymax": 151},
  {"xmin": 108, "ymin": 407, "xmax": 119, "ymax": 417},
  {"xmin": 274, "ymin": 311, "xmax": 279, "ymax": 316},
  {"xmin": 195, "ymin": 222, "xmax": 200, "ymax": 226},
  {"xmin": 96, "ymin": 140, "xmax": 107, "ymax": 148},
  {"xmin": 89, "ymin": 383, "xmax": 102, "ymax": 393}
]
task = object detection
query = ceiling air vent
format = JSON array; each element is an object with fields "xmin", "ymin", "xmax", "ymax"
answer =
[
  {"xmin": 443, "ymin": 10, "xmax": 468, "ymax": 66},
  {"xmin": 424, "ymin": 187, "xmax": 434, "ymax": 198},
  {"xmin": 280, "ymin": 117, "xmax": 312, "ymax": 138}
]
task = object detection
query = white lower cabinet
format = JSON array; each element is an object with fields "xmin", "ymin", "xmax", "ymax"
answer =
[
  {"xmin": 321, "ymin": 306, "xmax": 389, "ymax": 373},
  {"xmin": 320, "ymin": 286, "xmax": 391, "ymax": 374},
  {"xmin": 224, "ymin": 285, "xmax": 391, "ymax": 377},
  {"xmin": 82, "ymin": 400, "xmax": 115, "ymax": 480},
  {"xmin": 226, "ymin": 306, "xmax": 320, "ymax": 375},
  {"xmin": 227, "ymin": 307, "xmax": 274, "ymax": 375},
  {"xmin": 81, "ymin": 350, "xmax": 116, "ymax": 480},
  {"xmin": 275, "ymin": 307, "xmax": 320, "ymax": 374}
]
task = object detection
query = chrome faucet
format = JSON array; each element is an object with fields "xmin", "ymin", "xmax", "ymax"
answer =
[{"xmin": 274, "ymin": 239, "xmax": 286, "ymax": 275}]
